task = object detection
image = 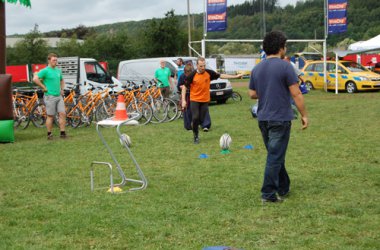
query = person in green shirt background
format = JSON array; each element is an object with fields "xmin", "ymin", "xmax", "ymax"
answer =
[
  {"xmin": 33, "ymin": 53, "xmax": 67, "ymax": 140},
  {"xmin": 154, "ymin": 59, "xmax": 173, "ymax": 98}
]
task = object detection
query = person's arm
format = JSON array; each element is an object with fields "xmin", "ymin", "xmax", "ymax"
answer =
[
  {"xmin": 248, "ymin": 70, "xmax": 257, "ymax": 99},
  {"xmin": 168, "ymin": 74, "xmax": 173, "ymax": 88},
  {"xmin": 181, "ymin": 85, "xmax": 187, "ymax": 110},
  {"xmin": 206, "ymin": 69, "xmax": 243, "ymax": 81},
  {"xmin": 32, "ymin": 73, "xmax": 47, "ymax": 92},
  {"xmin": 289, "ymin": 84, "xmax": 308, "ymax": 130},
  {"xmin": 248, "ymin": 89, "xmax": 258, "ymax": 99},
  {"xmin": 220, "ymin": 73, "xmax": 244, "ymax": 79},
  {"xmin": 298, "ymin": 75, "xmax": 304, "ymax": 83},
  {"xmin": 60, "ymin": 79, "xmax": 65, "ymax": 96},
  {"xmin": 154, "ymin": 70, "xmax": 159, "ymax": 86}
]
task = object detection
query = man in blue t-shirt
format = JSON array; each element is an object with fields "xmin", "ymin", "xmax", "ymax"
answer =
[
  {"xmin": 176, "ymin": 58, "xmax": 185, "ymax": 82},
  {"xmin": 249, "ymin": 31, "xmax": 308, "ymax": 203}
]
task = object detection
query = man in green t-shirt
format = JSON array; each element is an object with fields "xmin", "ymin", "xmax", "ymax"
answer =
[
  {"xmin": 154, "ymin": 59, "xmax": 173, "ymax": 98},
  {"xmin": 33, "ymin": 53, "xmax": 67, "ymax": 140}
]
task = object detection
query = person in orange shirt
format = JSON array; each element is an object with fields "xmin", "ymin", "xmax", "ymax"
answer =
[{"xmin": 181, "ymin": 57, "xmax": 243, "ymax": 144}]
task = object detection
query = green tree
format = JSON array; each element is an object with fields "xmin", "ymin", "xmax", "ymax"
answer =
[
  {"xmin": 74, "ymin": 30, "xmax": 137, "ymax": 74},
  {"xmin": 7, "ymin": 24, "xmax": 48, "ymax": 65},
  {"xmin": 56, "ymin": 35, "xmax": 83, "ymax": 57},
  {"xmin": 142, "ymin": 10, "xmax": 186, "ymax": 57}
]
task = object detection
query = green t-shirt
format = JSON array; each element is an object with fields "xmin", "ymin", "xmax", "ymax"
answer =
[
  {"xmin": 154, "ymin": 67, "xmax": 171, "ymax": 87},
  {"xmin": 37, "ymin": 66, "xmax": 63, "ymax": 96}
]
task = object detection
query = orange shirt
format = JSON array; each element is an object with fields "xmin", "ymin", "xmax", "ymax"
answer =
[{"xmin": 188, "ymin": 69, "xmax": 220, "ymax": 103}]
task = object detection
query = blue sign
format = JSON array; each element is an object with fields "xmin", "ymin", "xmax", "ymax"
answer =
[
  {"xmin": 207, "ymin": 0, "xmax": 227, "ymax": 32},
  {"xmin": 328, "ymin": 0, "xmax": 348, "ymax": 34}
]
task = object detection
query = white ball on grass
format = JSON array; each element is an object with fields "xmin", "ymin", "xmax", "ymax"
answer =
[
  {"xmin": 219, "ymin": 133, "xmax": 232, "ymax": 150},
  {"xmin": 119, "ymin": 133, "xmax": 131, "ymax": 147}
]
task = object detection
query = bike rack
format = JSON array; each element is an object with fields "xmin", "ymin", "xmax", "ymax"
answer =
[{"xmin": 90, "ymin": 113, "xmax": 148, "ymax": 193}]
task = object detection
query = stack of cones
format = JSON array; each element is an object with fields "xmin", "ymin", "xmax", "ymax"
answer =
[{"xmin": 113, "ymin": 95, "xmax": 128, "ymax": 120}]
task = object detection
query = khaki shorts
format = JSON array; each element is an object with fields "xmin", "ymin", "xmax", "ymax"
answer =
[{"xmin": 44, "ymin": 95, "xmax": 65, "ymax": 116}]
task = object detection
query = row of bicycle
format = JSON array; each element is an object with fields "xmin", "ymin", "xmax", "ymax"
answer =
[{"xmin": 12, "ymin": 80, "xmax": 182, "ymax": 129}]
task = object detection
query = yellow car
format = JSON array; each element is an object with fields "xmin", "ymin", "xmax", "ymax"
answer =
[{"xmin": 301, "ymin": 60, "xmax": 380, "ymax": 93}]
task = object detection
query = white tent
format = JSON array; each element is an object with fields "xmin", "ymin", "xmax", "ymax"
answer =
[{"xmin": 348, "ymin": 34, "xmax": 380, "ymax": 51}]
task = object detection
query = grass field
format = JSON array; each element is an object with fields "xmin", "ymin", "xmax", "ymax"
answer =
[{"xmin": 1, "ymin": 86, "xmax": 379, "ymax": 249}]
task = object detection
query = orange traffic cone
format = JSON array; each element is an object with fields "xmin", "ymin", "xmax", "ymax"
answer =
[{"xmin": 113, "ymin": 95, "xmax": 128, "ymax": 120}]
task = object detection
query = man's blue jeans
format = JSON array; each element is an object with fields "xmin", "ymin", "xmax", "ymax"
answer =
[{"xmin": 258, "ymin": 121, "xmax": 291, "ymax": 200}]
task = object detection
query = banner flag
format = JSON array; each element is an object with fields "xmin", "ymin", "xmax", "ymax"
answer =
[
  {"xmin": 207, "ymin": 0, "xmax": 227, "ymax": 32},
  {"xmin": 328, "ymin": 0, "xmax": 348, "ymax": 34}
]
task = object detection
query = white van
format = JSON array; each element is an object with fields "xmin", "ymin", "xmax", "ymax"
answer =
[
  {"xmin": 117, "ymin": 57, "xmax": 233, "ymax": 104},
  {"xmin": 58, "ymin": 57, "xmax": 124, "ymax": 95}
]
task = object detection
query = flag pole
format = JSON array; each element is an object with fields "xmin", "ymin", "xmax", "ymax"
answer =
[
  {"xmin": 202, "ymin": 0, "xmax": 206, "ymax": 57},
  {"xmin": 187, "ymin": 0, "xmax": 192, "ymax": 56},
  {"xmin": 323, "ymin": 0, "xmax": 328, "ymax": 92}
]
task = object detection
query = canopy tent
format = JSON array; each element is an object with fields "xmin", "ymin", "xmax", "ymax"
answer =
[
  {"xmin": 348, "ymin": 34, "xmax": 380, "ymax": 51},
  {"xmin": 331, "ymin": 34, "xmax": 380, "ymax": 94}
]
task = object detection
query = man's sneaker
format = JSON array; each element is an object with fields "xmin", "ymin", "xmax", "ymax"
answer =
[
  {"xmin": 60, "ymin": 133, "xmax": 67, "ymax": 139},
  {"xmin": 203, "ymin": 127, "xmax": 209, "ymax": 132},
  {"xmin": 194, "ymin": 136, "xmax": 200, "ymax": 144},
  {"xmin": 278, "ymin": 190, "xmax": 290, "ymax": 198},
  {"xmin": 47, "ymin": 134, "xmax": 53, "ymax": 140},
  {"xmin": 261, "ymin": 197, "xmax": 283, "ymax": 204}
]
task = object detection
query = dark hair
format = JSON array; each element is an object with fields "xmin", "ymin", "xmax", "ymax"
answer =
[
  {"xmin": 184, "ymin": 64, "xmax": 193, "ymax": 74},
  {"xmin": 263, "ymin": 31, "xmax": 287, "ymax": 56}
]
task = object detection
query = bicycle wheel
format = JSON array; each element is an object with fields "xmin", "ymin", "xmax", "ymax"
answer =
[
  {"xmin": 150, "ymin": 99, "xmax": 167, "ymax": 123},
  {"xmin": 105, "ymin": 98, "xmax": 117, "ymax": 117},
  {"xmin": 127, "ymin": 101, "xmax": 152, "ymax": 125},
  {"xmin": 30, "ymin": 103, "xmax": 47, "ymax": 128},
  {"xmin": 231, "ymin": 91, "xmax": 242, "ymax": 102},
  {"xmin": 67, "ymin": 105, "xmax": 82, "ymax": 128},
  {"xmin": 176, "ymin": 109, "xmax": 183, "ymax": 120},
  {"xmin": 163, "ymin": 98, "xmax": 178, "ymax": 122},
  {"xmin": 14, "ymin": 103, "xmax": 30, "ymax": 129},
  {"xmin": 81, "ymin": 111, "xmax": 93, "ymax": 127},
  {"xmin": 95, "ymin": 102, "xmax": 112, "ymax": 122}
]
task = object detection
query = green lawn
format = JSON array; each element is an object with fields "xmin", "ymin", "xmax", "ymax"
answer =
[{"xmin": 1, "ymin": 88, "xmax": 379, "ymax": 249}]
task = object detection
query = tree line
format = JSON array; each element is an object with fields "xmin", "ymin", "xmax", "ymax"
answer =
[{"xmin": 6, "ymin": 0, "xmax": 380, "ymax": 74}]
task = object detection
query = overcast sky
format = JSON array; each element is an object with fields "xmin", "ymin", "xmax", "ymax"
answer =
[{"xmin": 5, "ymin": 0, "xmax": 299, "ymax": 35}]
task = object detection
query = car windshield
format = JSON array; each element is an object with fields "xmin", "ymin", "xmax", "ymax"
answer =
[
  {"xmin": 85, "ymin": 61, "xmax": 110, "ymax": 83},
  {"xmin": 341, "ymin": 61, "xmax": 368, "ymax": 72},
  {"xmin": 303, "ymin": 54, "xmax": 322, "ymax": 61}
]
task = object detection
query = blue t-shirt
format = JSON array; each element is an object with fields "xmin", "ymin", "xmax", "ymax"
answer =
[
  {"xmin": 177, "ymin": 65, "xmax": 185, "ymax": 81},
  {"xmin": 249, "ymin": 57, "xmax": 298, "ymax": 121}
]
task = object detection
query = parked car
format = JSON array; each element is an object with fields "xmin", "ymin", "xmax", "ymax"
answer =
[{"xmin": 301, "ymin": 60, "xmax": 380, "ymax": 93}]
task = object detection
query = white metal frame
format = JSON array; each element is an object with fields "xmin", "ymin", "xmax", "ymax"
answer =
[{"xmin": 188, "ymin": 0, "xmax": 329, "ymax": 91}]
